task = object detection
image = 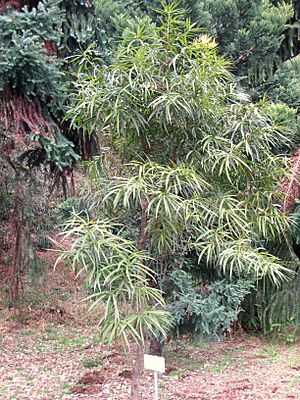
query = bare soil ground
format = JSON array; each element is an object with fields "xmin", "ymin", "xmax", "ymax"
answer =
[
  {"xmin": 1, "ymin": 262, "xmax": 300, "ymax": 400},
  {"xmin": 1, "ymin": 310, "xmax": 300, "ymax": 399}
]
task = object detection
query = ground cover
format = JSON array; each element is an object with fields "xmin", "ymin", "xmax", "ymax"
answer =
[
  {"xmin": 1, "ymin": 256, "xmax": 300, "ymax": 400},
  {"xmin": 1, "ymin": 304, "xmax": 300, "ymax": 400}
]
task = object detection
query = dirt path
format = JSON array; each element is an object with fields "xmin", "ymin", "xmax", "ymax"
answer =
[{"xmin": 1, "ymin": 308, "xmax": 300, "ymax": 400}]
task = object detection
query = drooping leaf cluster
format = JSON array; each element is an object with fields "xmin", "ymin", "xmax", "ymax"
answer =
[
  {"xmin": 57, "ymin": 215, "xmax": 172, "ymax": 348},
  {"xmin": 60, "ymin": 0, "xmax": 105, "ymax": 53}
]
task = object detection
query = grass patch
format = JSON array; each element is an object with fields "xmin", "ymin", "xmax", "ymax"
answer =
[
  {"xmin": 256, "ymin": 345, "xmax": 279, "ymax": 360},
  {"xmin": 57, "ymin": 335, "xmax": 87, "ymax": 347},
  {"xmin": 168, "ymin": 369, "xmax": 181, "ymax": 377}
]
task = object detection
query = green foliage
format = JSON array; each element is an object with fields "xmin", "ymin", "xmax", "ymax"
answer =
[
  {"xmin": 65, "ymin": 5, "xmax": 296, "ymax": 345},
  {"xmin": 69, "ymin": 7, "xmax": 242, "ymax": 160},
  {"xmin": 270, "ymin": 54, "xmax": 300, "ymax": 109},
  {"xmin": 55, "ymin": 197, "xmax": 84, "ymax": 220},
  {"xmin": 31, "ymin": 133, "xmax": 80, "ymax": 170},
  {"xmin": 57, "ymin": 215, "xmax": 172, "ymax": 349},
  {"xmin": 0, "ymin": 0, "xmax": 101, "ymax": 157},
  {"xmin": 64, "ymin": 3, "xmax": 300, "ymax": 346},
  {"xmin": 242, "ymin": 263, "xmax": 300, "ymax": 335},
  {"xmin": 69, "ymin": 4, "xmax": 293, "ymax": 166},
  {"xmin": 69, "ymin": 6, "xmax": 292, "ymax": 165},
  {"xmin": 263, "ymin": 102, "xmax": 299, "ymax": 151},
  {"xmin": 93, "ymin": 0, "xmax": 292, "ymax": 89},
  {"xmin": 82, "ymin": 357, "xmax": 104, "ymax": 368},
  {"xmin": 0, "ymin": 0, "xmax": 64, "ymax": 97},
  {"xmin": 60, "ymin": 0, "xmax": 105, "ymax": 51},
  {"xmin": 239, "ymin": 229, "xmax": 300, "ymax": 333},
  {"xmin": 262, "ymin": 276, "xmax": 300, "ymax": 334},
  {"xmin": 168, "ymin": 269, "xmax": 252, "ymax": 339},
  {"xmin": 94, "ymin": 0, "xmax": 146, "ymax": 41},
  {"xmin": 0, "ymin": 0, "xmax": 104, "ymax": 98},
  {"xmin": 0, "ymin": 0, "xmax": 103, "ymax": 307},
  {"xmin": 192, "ymin": 0, "xmax": 292, "ymax": 85},
  {"xmin": 278, "ymin": 0, "xmax": 300, "ymax": 60},
  {"xmin": 85, "ymin": 159, "xmax": 292, "ymax": 285}
]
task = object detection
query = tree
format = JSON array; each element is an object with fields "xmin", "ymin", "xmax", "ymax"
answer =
[
  {"xmin": 66, "ymin": 2, "xmax": 295, "ymax": 339},
  {"xmin": 0, "ymin": 0, "xmax": 101, "ymax": 305},
  {"xmin": 270, "ymin": 54, "xmax": 300, "ymax": 109},
  {"xmin": 57, "ymin": 216, "xmax": 172, "ymax": 400},
  {"xmin": 93, "ymin": 0, "xmax": 292, "ymax": 90},
  {"xmin": 188, "ymin": 0, "xmax": 292, "ymax": 88},
  {"xmin": 0, "ymin": 0, "xmax": 66, "ymax": 305}
]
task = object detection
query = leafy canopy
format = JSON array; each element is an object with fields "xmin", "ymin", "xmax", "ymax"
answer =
[{"xmin": 93, "ymin": 0, "xmax": 292, "ymax": 88}]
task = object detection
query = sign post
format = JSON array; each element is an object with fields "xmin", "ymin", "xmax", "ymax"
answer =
[
  {"xmin": 154, "ymin": 371, "xmax": 158, "ymax": 400},
  {"xmin": 144, "ymin": 354, "xmax": 165, "ymax": 400}
]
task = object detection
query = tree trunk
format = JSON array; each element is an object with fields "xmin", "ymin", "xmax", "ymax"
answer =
[
  {"xmin": 139, "ymin": 131, "xmax": 149, "ymax": 158},
  {"xmin": 61, "ymin": 172, "xmax": 68, "ymax": 200},
  {"xmin": 11, "ymin": 190, "xmax": 21, "ymax": 309},
  {"xmin": 138, "ymin": 195, "xmax": 148, "ymax": 250},
  {"xmin": 130, "ymin": 345, "xmax": 144, "ymax": 400},
  {"xmin": 131, "ymin": 178, "xmax": 148, "ymax": 399}
]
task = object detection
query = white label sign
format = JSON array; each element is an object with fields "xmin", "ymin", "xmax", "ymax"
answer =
[{"xmin": 144, "ymin": 354, "xmax": 165, "ymax": 373}]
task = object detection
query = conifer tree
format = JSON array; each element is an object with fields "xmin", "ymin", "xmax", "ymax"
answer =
[
  {"xmin": 0, "ymin": 0, "xmax": 102, "ymax": 167},
  {"xmin": 94, "ymin": 0, "xmax": 292, "ymax": 90},
  {"xmin": 275, "ymin": 0, "xmax": 300, "ymax": 60},
  {"xmin": 0, "ymin": 0, "xmax": 100, "ymax": 305},
  {"xmin": 189, "ymin": 0, "xmax": 292, "ymax": 87}
]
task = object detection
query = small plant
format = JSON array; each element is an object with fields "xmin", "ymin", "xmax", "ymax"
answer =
[
  {"xmin": 257, "ymin": 345, "xmax": 278, "ymax": 360},
  {"xmin": 82, "ymin": 357, "xmax": 104, "ymax": 368},
  {"xmin": 211, "ymin": 351, "xmax": 233, "ymax": 373},
  {"xmin": 45, "ymin": 325, "xmax": 59, "ymax": 335},
  {"xmin": 61, "ymin": 381, "xmax": 71, "ymax": 391},
  {"xmin": 58, "ymin": 336, "xmax": 87, "ymax": 347},
  {"xmin": 158, "ymin": 381, "xmax": 165, "ymax": 389},
  {"xmin": 55, "ymin": 197, "xmax": 87, "ymax": 221}
]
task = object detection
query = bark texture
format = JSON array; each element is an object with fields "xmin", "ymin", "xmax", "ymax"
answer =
[{"xmin": 130, "ymin": 345, "xmax": 144, "ymax": 400}]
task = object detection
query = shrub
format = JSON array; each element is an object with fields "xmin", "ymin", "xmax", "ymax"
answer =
[{"xmin": 168, "ymin": 269, "xmax": 252, "ymax": 339}]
